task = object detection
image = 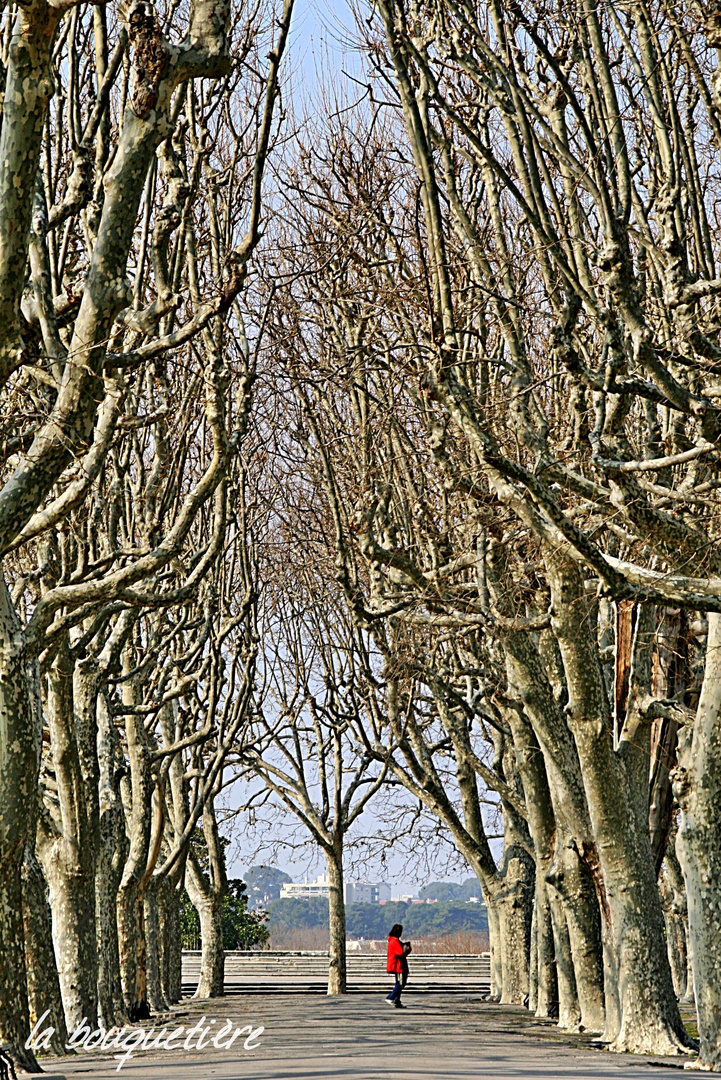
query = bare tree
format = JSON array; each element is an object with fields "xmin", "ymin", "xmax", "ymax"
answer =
[
  {"xmin": 0, "ymin": 0, "xmax": 292, "ymax": 1058},
  {"xmin": 260, "ymin": 22, "xmax": 720, "ymax": 1048},
  {"xmin": 238, "ymin": 567, "xmax": 388, "ymax": 995}
]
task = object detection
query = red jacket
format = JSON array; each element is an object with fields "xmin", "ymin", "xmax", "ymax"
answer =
[{"xmin": 387, "ymin": 935, "xmax": 404, "ymax": 974}]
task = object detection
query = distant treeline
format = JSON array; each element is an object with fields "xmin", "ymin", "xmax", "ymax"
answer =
[
  {"xmin": 418, "ymin": 879, "xmax": 483, "ymax": 903},
  {"xmin": 266, "ymin": 898, "xmax": 488, "ymax": 940}
]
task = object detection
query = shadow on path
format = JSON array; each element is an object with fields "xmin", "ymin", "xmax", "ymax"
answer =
[{"xmin": 41, "ymin": 992, "xmax": 691, "ymax": 1080}]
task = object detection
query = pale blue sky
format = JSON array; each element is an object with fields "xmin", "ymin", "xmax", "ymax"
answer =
[{"xmin": 283, "ymin": 0, "xmax": 363, "ymax": 102}]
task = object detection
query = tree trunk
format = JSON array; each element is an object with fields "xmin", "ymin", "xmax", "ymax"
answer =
[
  {"xmin": 0, "ymin": 577, "xmax": 40, "ymax": 1071},
  {"xmin": 185, "ymin": 855, "xmax": 225, "ymax": 999},
  {"xmin": 97, "ymin": 868, "xmax": 127, "ymax": 1027},
  {"xmin": 502, "ymin": 699, "xmax": 557, "ymax": 1018},
  {"xmin": 494, "ymin": 855, "xmax": 533, "ymax": 1005},
  {"xmin": 486, "ymin": 895, "xmax": 502, "ymax": 1001},
  {"xmin": 117, "ymin": 881, "xmax": 149, "ymax": 1019},
  {"xmin": 649, "ymin": 610, "xmax": 686, "ymax": 876},
  {"xmin": 22, "ymin": 846, "xmax": 68, "ymax": 1055},
  {"xmin": 44, "ymin": 850, "xmax": 100, "ymax": 1030},
  {"xmin": 39, "ymin": 642, "xmax": 98, "ymax": 1030},
  {"xmin": 684, "ymin": 937, "xmax": 695, "ymax": 1007},
  {"xmin": 185, "ymin": 795, "xmax": 229, "ymax": 999},
  {"xmin": 117, "ymin": 682, "xmax": 153, "ymax": 1018},
  {"xmin": 674, "ymin": 611, "xmax": 721, "ymax": 1068},
  {"xmin": 664, "ymin": 839, "xmax": 695, "ymax": 1005},
  {"xmin": 158, "ymin": 877, "xmax": 183, "ymax": 1004},
  {"xmin": 547, "ymin": 838, "xmax": 602, "ymax": 1032},
  {"xmin": 547, "ymin": 891, "xmax": 580, "ymax": 1030},
  {"xmin": 326, "ymin": 846, "xmax": 347, "ymax": 995},
  {"xmin": 528, "ymin": 900, "xmax": 538, "ymax": 1014},
  {"xmin": 158, "ymin": 704, "xmax": 188, "ymax": 1005},
  {"xmin": 649, "ymin": 717, "xmax": 679, "ymax": 876},
  {"xmin": 491, "ymin": 724, "xmax": 534, "ymax": 1006},
  {"xmin": 144, "ymin": 880, "xmax": 169, "ymax": 1011},
  {"xmin": 658, "ymin": 868, "xmax": 687, "ymax": 1000},
  {"xmin": 501, "ymin": 624, "xmax": 605, "ymax": 1032},
  {"xmin": 534, "ymin": 877, "xmax": 558, "ymax": 1019},
  {"xmin": 0, "ymin": 860, "xmax": 38, "ymax": 1071},
  {"xmin": 96, "ymin": 689, "xmax": 127, "ymax": 1028},
  {"xmin": 156, "ymin": 879, "xmax": 171, "ymax": 1004},
  {"xmin": 546, "ymin": 551, "xmax": 691, "ymax": 1056},
  {"xmin": 168, "ymin": 892, "xmax": 183, "ymax": 1004}
]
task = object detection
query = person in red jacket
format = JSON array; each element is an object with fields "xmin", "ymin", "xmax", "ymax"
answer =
[{"xmin": 386, "ymin": 924, "xmax": 406, "ymax": 1008}]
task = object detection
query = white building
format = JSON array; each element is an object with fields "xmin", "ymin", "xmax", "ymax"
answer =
[
  {"xmin": 345, "ymin": 881, "xmax": 392, "ymax": 904},
  {"xmin": 280, "ymin": 874, "xmax": 330, "ymax": 899}
]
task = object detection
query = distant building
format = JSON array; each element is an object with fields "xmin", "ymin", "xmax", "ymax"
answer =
[
  {"xmin": 345, "ymin": 882, "xmax": 392, "ymax": 904},
  {"xmin": 280, "ymin": 874, "xmax": 330, "ymax": 899}
]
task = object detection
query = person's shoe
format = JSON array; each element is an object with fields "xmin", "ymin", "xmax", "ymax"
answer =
[
  {"xmin": 385, "ymin": 996, "xmax": 395, "ymax": 1005},
  {"xmin": 394, "ymin": 1003, "xmax": 406, "ymax": 1009}
]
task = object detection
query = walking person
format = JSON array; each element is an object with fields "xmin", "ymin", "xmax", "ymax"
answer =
[{"xmin": 386, "ymin": 924, "xmax": 406, "ymax": 1008}]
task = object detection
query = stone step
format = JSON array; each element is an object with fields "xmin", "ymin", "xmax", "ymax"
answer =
[{"xmin": 181, "ymin": 951, "xmax": 491, "ymax": 994}]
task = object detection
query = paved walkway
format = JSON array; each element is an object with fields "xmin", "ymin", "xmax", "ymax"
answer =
[{"xmin": 42, "ymin": 993, "xmax": 691, "ymax": 1080}]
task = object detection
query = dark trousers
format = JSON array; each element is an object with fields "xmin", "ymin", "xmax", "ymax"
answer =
[{"xmin": 388, "ymin": 973, "xmax": 402, "ymax": 1003}]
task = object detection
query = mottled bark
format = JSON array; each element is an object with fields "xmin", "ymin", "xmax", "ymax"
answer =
[
  {"xmin": 326, "ymin": 846, "xmax": 347, "ymax": 996},
  {"xmin": 117, "ymin": 683, "xmax": 153, "ymax": 1018},
  {"xmin": 528, "ymin": 902, "xmax": 538, "ymax": 1014},
  {"xmin": 0, "ymin": 0, "xmax": 62, "ymax": 387},
  {"xmin": 158, "ymin": 878, "xmax": 182, "ymax": 1004},
  {"xmin": 158, "ymin": 708, "xmax": 187, "ymax": 1006},
  {"xmin": 486, "ymin": 897, "xmax": 502, "ymax": 1001},
  {"xmin": 144, "ymin": 880, "xmax": 169, "ymax": 1011},
  {"xmin": 649, "ymin": 716, "xmax": 679, "ymax": 876},
  {"xmin": 674, "ymin": 611, "xmax": 721, "ymax": 1068},
  {"xmin": 0, "ymin": 577, "xmax": 40, "ymax": 1070},
  {"xmin": 0, "ymin": 35, "xmax": 172, "ymax": 551},
  {"xmin": 546, "ymin": 551, "xmax": 690, "ymax": 1055},
  {"xmin": 494, "ymin": 842, "xmax": 534, "ymax": 1006},
  {"xmin": 96, "ymin": 689, "xmax": 127, "ymax": 1028},
  {"xmin": 503, "ymin": 701, "xmax": 558, "ymax": 1019},
  {"xmin": 492, "ymin": 726, "xmax": 534, "ymax": 1006},
  {"xmin": 185, "ymin": 855, "xmax": 225, "ymax": 999},
  {"xmin": 664, "ymin": 837, "xmax": 694, "ymax": 1004},
  {"xmin": 617, "ymin": 603, "xmax": 656, "ymax": 837},
  {"xmin": 168, "ymin": 897, "xmax": 183, "ymax": 1003},
  {"xmin": 659, "ymin": 868, "xmax": 687, "ymax": 1000},
  {"xmin": 649, "ymin": 610, "xmax": 685, "ymax": 876},
  {"xmin": 0, "ymin": 0, "xmax": 280, "ymax": 1049},
  {"xmin": 548, "ymin": 895, "xmax": 579, "ymax": 1030},
  {"xmin": 546, "ymin": 840, "xmax": 600, "ymax": 1031},
  {"xmin": 0, "ymin": 0, "xmax": 238, "ymax": 561},
  {"xmin": 533, "ymin": 877, "xmax": 558, "ymax": 1018},
  {"xmin": 42, "ymin": 847, "xmax": 98, "ymax": 1030},
  {"xmin": 21, "ymin": 846, "xmax": 68, "ymax": 1055},
  {"xmin": 501, "ymin": 628, "xmax": 604, "ymax": 1031},
  {"xmin": 117, "ymin": 883, "xmax": 147, "ymax": 1019},
  {"xmin": 37, "ymin": 641, "xmax": 98, "ymax": 1030},
  {"xmin": 184, "ymin": 795, "xmax": 228, "ymax": 999}
]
